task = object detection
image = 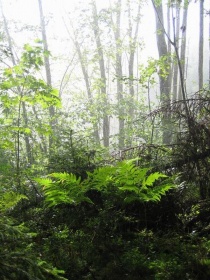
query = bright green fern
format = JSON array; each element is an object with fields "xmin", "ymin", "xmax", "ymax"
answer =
[{"xmin": 36, "ymin": 159, "xmax": 175, "ymax": 207}]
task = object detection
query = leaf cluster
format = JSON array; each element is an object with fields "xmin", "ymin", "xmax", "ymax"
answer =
[
  {"xmin": 36, "ymin": 159, "xmax": 175, "ymax": 208},
  {"xmin": 0, "ymin": 189, "xmax": 67, "ymax": 280}
]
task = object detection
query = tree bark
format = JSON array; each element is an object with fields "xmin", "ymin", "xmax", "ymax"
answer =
[
  {"xmin": 112, "ymin": 0, "xmax": 124, "ymax": 148},
  {"xmin": 38, "ymin": 0, "xmax": 56, "ymax": 149},
  {"xmin": 172, "ymin": 6, "xmax": 180, "ymax": 101},
  {"xmin": 91, "ymin": 0, "xmax": 110, "ymax": 147},
  {"xmin": 128, "ymin": 0, "xmax": 141, "ymax": 125},
  {"xmin": 167, "ymin": 5, "xmax": 173, "ymax": 98},
  {"xmin": 74, "ymin": 38, "xmax": 100, "ymax": 143},
  {"xmin": 178, "ymin": 4, "xmax": 188, "ymax": 100},
  {"xmin": 153, "ymin": 2, "xmax": 171, "ymax": 144},
  {"xmin": 209, "ymin": 6, "xmax": 210, "ymax": 90},
  {"xmin": 198, "ymin": 0, "xmax": 204, "ymax": 90}
]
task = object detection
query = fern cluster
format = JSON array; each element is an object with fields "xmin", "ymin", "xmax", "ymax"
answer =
[{"xmin": 36, "ymin": 159, "xmax": 175, "ymax": 207}]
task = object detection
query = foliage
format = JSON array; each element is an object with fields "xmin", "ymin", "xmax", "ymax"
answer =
[
  {"xmin": 36, "ymin": 159, "xmax": 175, "ymax": 208},
  {"xmin": 0, "ymin": 1, "xmax": 209, "ymax": 278},
  {"xmin": 0, "ymin": 189, "xmax": 67, "ymax": 279},
  {"xmin": 0, "ymin": 42, "xmax": 61, "ymax": 177},
  {"xmin": 139, "ymin": 55, "xmax": 172, "ymax": 87},
  {"xmin": 36, "ymin": 172, "xmax": 92, "ymax": 207},
  {"xmin": 0, "ymin": 43, "xmax": 60, "ymax": 109}
]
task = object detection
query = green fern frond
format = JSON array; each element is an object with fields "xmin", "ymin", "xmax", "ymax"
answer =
[
  {"xmin": 50, "ymin": 172, "xmax": 81, "ymax": 184},
  {"xmin": 36, "ymin": 159, "xmax": 175, "ymax": 208},
  {"xmin": 142, "ymin": 172, "xmax": 168, "ymax": 187},
  {"xmin": 0, "ymin": 191, "xmax": 28, "ymax": 212},
  {"xmin": 35, "ymin": 177, "xmax": 52, "ymax": 188},
  {"xmin": 36, "ymin": 172, "xmax": 91, "ymax": 207},
  {"xmin": 87, "ymin": 165, "xmax": 115, "ymax": 190}
]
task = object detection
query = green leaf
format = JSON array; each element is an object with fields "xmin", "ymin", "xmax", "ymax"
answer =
[{"xmin": 143, "ymin": 172, "xmax": 168, "ymax": 187}]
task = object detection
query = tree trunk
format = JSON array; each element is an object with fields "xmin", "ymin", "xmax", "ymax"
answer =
[
  {"xmin": 38, "ymin": 0, "xmax": 56, "ymax": 149},
  {"xmin": 172, "ymin": 6, "xmax": 180, "ymax": 101},
  {"xmin": 167, "ymin": 5, "xmax": 173, "ymax": 98},
  {"xmin": 113, "ymin": 0, "xmax": 124, "ymax": 148},
  {"xmin": 178, "ymin": 4, "xmax": 188, "ymax": 100},
  {"xmin": 153, "ymin": 3, "xmax": 171, "ymax": 144},
  {"xmin": 128, "ymin": 0, "xmax": 141, "ymax": 127},
  {"xmin": 209, "ymin": 6, "xmax": 210, "ymax": 90},
  {"xmin": 198, "ymin": 0, "xmax": 204, "ymax": 90},
  {"xmin": 74, "ymin": 39, "xmax": 100, "ymax": 143},
  {"xmin": 91, "ymin": 0, "xmax": 110, "ymax": 147}
]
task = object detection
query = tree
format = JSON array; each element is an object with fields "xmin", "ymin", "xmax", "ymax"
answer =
[
  {"xmin": 38, "ymin": 0, "xmax": 57, "ymax": 150},
  {"xmin": 111, "ymin": 0, "xmax": 125, "ymax": 148},
  {"xmin": 91, "ymin": 0, "xmax": 110, "ymax": 147},
  {"xmin": 0, "ymin": 43, "xmax": 60, "ymax": 190},
  {"xmin": 0, "ymin": 1, "xmax": 34, "ymax": 166},
  {"xmin": 171, "ymin": 3, "xmax": 180, "ymax": 101},
  {"xmin": 198, "ymin": 0, "xmax": 204, "ymax": 90},
  {"xmin": 178, "ymin": 1, "xmax": 189, "ymax": 100},
  {"xmin": 152, "ymin": 0, "xmax": 172, "ymax": 144},
  {"xmin": 65, "ymin": 19, "xmax": 101, "ymax": 144},
  {"xmin": 128, "ymin": 0, "xmax": 141, "ymax": 118}
]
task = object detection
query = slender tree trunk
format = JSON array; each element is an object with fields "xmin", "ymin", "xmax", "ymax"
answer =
[
  {"xmin": 22, "ymin": 103, "xmax": 34, "ymax": 164},
  {"xmin": 153, "ymin": 3, "xmax": 171, "ymax": 144},
  {"xmin": 38, "ymin": 0, "xmax": 56, "ymax": 149},
  {"xmin": 74, "ymin": 39, "xmax": 100, "ymax": 143},
  {"xmin": 199, "ymin": 0, "xmax": 204, "ymax": 90},
  {"xmin": 167, "ymin": 5, "xmax": 173, "ymax": 97},
  {"xmin": 91, "ymin": 0, "xmax": 110, "ymax": 147},
  {"xmin": 154, "ymin": 4, "xmax": 171, "ymax": 103},
  {"xmin": 63, "ymin": 16, "xmax": 100, "ymax": 143},
  {"xmin": 172, "ymin": 6, "xmax": 180, "ymax": 101},
  {"xmin": 113, "ymin": 0, "xmax": 124, "ymax": 148},
  {"xmin": 32, "ymin": 106, "xmax": 48, "ymax": 154},
  {"xmin": 209, "ymin": 6, "xmax": 210, "ymax": 89},
  {"xmin": 178, "ymin": 5, "xmax": 188, "ymax": 100},
  {"xmin": 128, "ymin": 0, "xmax": 141, "ymax": 122}
]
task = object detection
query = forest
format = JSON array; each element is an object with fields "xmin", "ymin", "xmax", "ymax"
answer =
[{"xmin": 0, "ymin": 0, "xmax": 210, "ymax": 279}]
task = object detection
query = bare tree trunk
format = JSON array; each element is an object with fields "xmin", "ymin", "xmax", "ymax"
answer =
[
  {"xmin": 178, "ymin": 5, "xmax": 188, "ymax": 99},
  {"xmin": 112, "ymin": 0, "xmax": 124, "ymax": 148},
  {"xmin": 172, "ymin": 6, "xmax": 180, "ymax": 101},
  {"xmin": 38, "ymin": 0, "xmax": 56, "ymax": 149},
  {"xmin": 62, "ymin": 16, "xmax": 100, "ymax": 143},
  {"xmin": 74, "ymin": 39, "xmax": 100, "ymax": 143},
  {"xmin": 167, "ymin": 5, "xmax": 173, "ymax": 97},
  {"xmin": 128, "ymin": 0, "xmax": 141, "ymax": 123},
  {"xmin": 91, "ymin": 0, "xmax": 110, "ymax": 147},
  {"xmin": 154, "ymin": 4, "xmax": 171, "ymax": 103},
  {"xmin": 209, "ymin": 6, "xmax": 210, "ymax": 89},
  {"xmin": 198, "ymin": 0, "xmax": 204, "ymax": 90},
  {"xmin": 153, "ymin": 3, "xmax": 171, "ymax": 144}
]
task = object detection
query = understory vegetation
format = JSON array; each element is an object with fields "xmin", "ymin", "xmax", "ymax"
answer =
[{"xmin": 2, "ymin": 90, "xmax": 210, "ymax": 279}]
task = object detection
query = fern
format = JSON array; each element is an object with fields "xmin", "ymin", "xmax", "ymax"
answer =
[
  {"xmin": 35, "ymin": 172, "xmax": 91, "ymax": 207},
  {"xmin": 0, "ymin": 191, "xmax": 28, "ymax": 212},
  {"xmin": 86, "ymin": 166, "xmax": 116, "ymax": 190},
  {"xmin": 36, "ymin": 159, "xmax": 175, "ymax": 208},
  {"xmin": 142, "ymin": 172, "xmax": 168, "ymax": 187},
  {"xmin": 87, "ymin": 160, "xmax": 175, "ymax": 203}
]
